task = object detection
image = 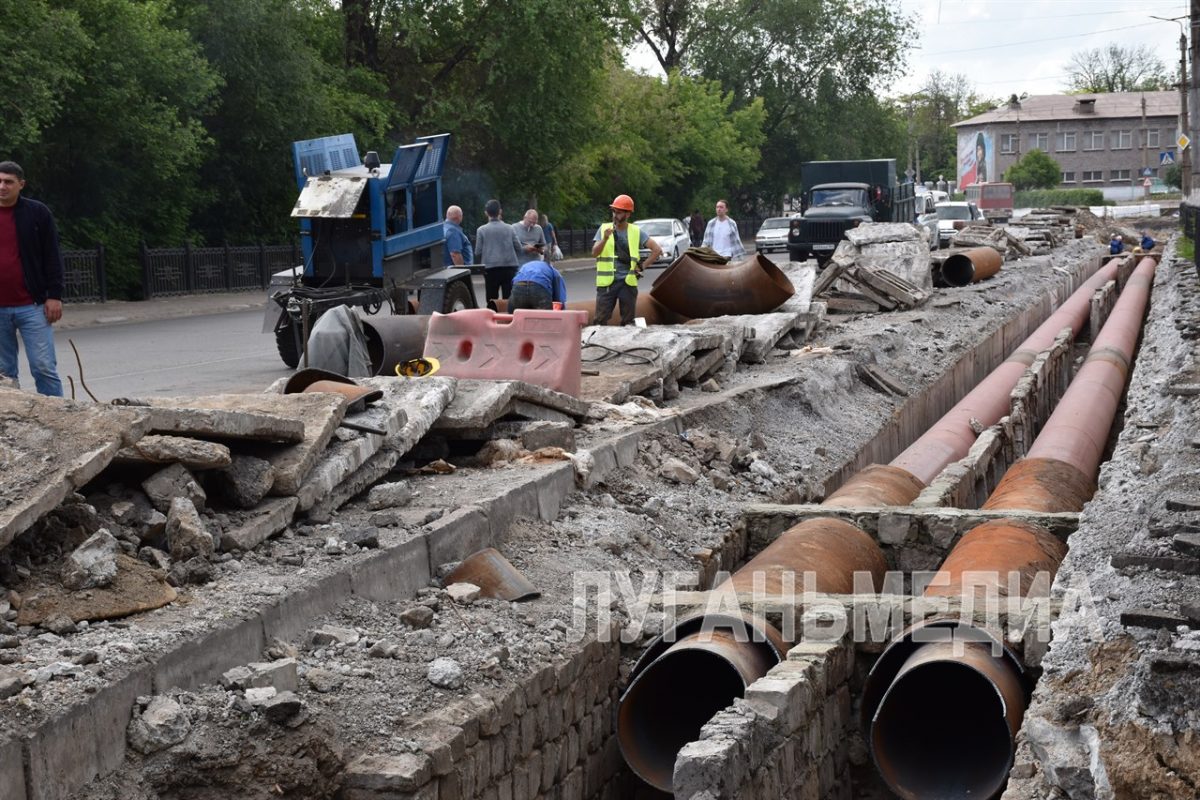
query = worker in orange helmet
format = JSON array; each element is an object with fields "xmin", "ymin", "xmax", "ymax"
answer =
[{"xmin": 591, "ymin": 194, "xmax": 661, "ymax": 326}]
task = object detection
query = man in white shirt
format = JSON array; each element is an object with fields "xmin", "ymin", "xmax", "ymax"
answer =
[{"xmin": 702, "ymin": 199, "xmax": 746, "ymax": 259}]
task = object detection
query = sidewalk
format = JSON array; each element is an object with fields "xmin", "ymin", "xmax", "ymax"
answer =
[{"xmin": 57, "ymin": 242, "xmax": 754, "ymax": 331}]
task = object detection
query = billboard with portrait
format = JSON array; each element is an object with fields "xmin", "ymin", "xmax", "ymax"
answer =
[{"xmin": 958, "ymin": 131, "xmax": 994, "ymax": 187}]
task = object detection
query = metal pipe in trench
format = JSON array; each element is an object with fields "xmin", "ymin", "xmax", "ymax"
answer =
[
  {"xmin": 619, "ymin": 251, "xmax": 1127, "ymax": 792},
  {"xmin": 830, "ymin": 253, "xmax": 1126, "ymax": 502},
  {"xmin": 863, "ymin": 255, "xmax": 1156, "ymax": 800},
  {"xmin": 939, "ymin": 246, "xmax": 1002, "ymax": 287}
]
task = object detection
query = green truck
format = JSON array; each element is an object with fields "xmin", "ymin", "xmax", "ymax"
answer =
[{"xmin": 787, "ymin": 159, "xmax": 916, "ymax": 264}]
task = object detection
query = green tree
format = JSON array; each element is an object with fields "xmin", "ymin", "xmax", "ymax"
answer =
[
  {"xmin": 897, "ymin": 72, "xmax": 994, "ymax": 184},
  {"xmin": 646, "ymin": 0, "xmax": 915, "ymax": 212},
  {"xmin": 564, "ymin": 66, "xmax": 764, "ymax": 220},
  {"xmin": 173, "ymin": 0, "xmax": 394, "ymax": 243},
  {"xmin": 0, "ymin": 0, "xmax": 88, "ymax": 153},
  {"xmin": 1066, "ymin": 44, "xmax": 1170, "ymax": 93},
  {"xmin": 1005, "ymin": 149, "xmax": 1061, "ymax": 190},
  {"xmin": 13, "ymin": 0, "xmax": 219, "ymax": 296},
  {"xmin": 1164, "ymin": 163, "xmax": 1182, "ymax": 189}
]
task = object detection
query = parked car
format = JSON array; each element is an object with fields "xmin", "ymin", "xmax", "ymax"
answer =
[
  {"xmin": 755, "ymin": 216, "xmax": 796, "ymax": 253},
  {"xmin": 934, "ymin": 201, "xmax": 984, "ymax": 246},
  {"xmin": 914, "ymin": 194, "xmax": 939, "ymax": 251},
  {"xmin": 634, "ymin": 218, "xmax": 690, "ymax": 266}
]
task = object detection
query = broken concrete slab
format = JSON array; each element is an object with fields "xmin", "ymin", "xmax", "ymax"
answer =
[
  {"xmin": 220, "ymin": 497, "xmax": 299, "ymax": 552},
  {"xmin": 845, "ymin": 222, "xmax": 922, "ymax": 246},
  {"xmin": 293, "ymin": 377, "xmax": 411, "ymax": 512},
  {"xmin": 114, "ymin": 435, "xmax": 232, "ymax": 470},
  {"xmin": 776, "ymin": 262, "xmax": 816, "ymax": 314},
  {"xmin": 694, "ymin": 312, "xmax": 804, "ymax": 363},
  {"xmin": 142, "ymin": 463, "xmax": 206, "ymax": 513},
  {"xmin": 119, "ymin": 401, "xmax": 305, "ymax": 443},
  {"xmin": 214, "ymin": 455, "xmax": 275, "ymax": 509},
  {"xmin": 15, "ymin": 554, "xmax": 176, "ymax": 625},
  {"xmin": 576, "ymin": 327, "xmax": 726, "ymax": 405},
  {"xmin": 165, "ymin": 497, "xmax": 214, "ymax": 561},
  {"xmin": 307, "ymin": 449, "xmax": 402, "ymax": 524},
  {"xmin": 856, "ymin": 240, "xmax": 933, "ymax": 290},
  {"xmin": 161, "ymin": 394, "xmax": 347, "ymax": 496},
  {"xmin": 61, "ymin": 529, "xmax": 120, "ymax": 590},
  {"xmin": 381, "ymin": 377, "xmax": 457, "ymax": 457},
  {"xmin": 0, "ymin": 394, "xmax": 148, "ymax": 551},
  {"xmin": 433, "ymin": 379, "xmax": 589, "ymax": 433}
]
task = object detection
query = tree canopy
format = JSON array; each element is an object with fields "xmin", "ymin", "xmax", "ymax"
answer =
[
  {"xmin": 4, "ymin": 0, "xmax": 1000, "ymax": 297},
  {"xmin": 1066, "ymin": 44, "xmax": 1171, "ymax": 93},
  {"xmin": 1005, "ymin": 149, "xmax": 1061, "ymax": 190}
]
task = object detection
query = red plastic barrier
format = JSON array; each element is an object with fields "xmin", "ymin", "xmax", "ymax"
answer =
[{"xmin": 423, "ymin": 308, "xmax": 589, "ymax": 396}]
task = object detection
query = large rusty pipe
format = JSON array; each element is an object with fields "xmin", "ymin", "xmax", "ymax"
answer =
[
  {"xmin": 649, "ymin": 252, "xmax": 795, "ymax": 318},
  {"xmin": 618, "ymin": 617, "xmax": 787, "ymax": 792},
  {"xmin": 881, "ymin": 254, "xmax": 1125, "ymax": 488},
  {"xmin": 360, "ymin": 315, "xmax": 431, "ymax": 376},
  {"xmin": 865, "ymin": 256, "xmax": 1155, "ymax": 799},
  {"xmin": 617, "ymin": 519, "xmax": 887, "ymax": 792},
  {"xmin": 939, "ymin": 246, "xmax": 1002, "ymax": 287}
]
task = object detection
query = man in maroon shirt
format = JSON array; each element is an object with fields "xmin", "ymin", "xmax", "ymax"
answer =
[{"xmin": 0, "ymin": 161, "xmax": 64, "ymax": 396}]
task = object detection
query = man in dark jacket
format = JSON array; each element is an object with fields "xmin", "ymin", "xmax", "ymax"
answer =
[{"xmin": 0, "ymin": 161, "xmax": 64, "ymax": 396}]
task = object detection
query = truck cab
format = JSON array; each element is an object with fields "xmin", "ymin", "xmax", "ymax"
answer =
[{"xmin": 787, "ymin": 159, "xmax": 916, "ymax": 265}]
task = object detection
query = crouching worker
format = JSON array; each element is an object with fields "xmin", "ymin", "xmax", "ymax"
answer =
[{"xmin": 510, "ymin": 258, "xmax": 567, "ymax": 311}]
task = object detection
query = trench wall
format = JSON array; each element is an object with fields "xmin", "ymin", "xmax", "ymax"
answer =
[
  {"xmin": 343, "ymin": 626, "xmax": 625, "ymax": 800},
  {"xmin": 674, "ymin": 635, "xmax": 854, "ymax": 800}
]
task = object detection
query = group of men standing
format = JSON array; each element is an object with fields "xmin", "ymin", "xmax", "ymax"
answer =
[{"xmin": 442, "ymin": 197, "xmax": 746, "ymax": 326}]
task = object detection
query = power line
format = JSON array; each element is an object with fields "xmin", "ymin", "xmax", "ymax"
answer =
[{"xmin": 924, "ymin": 21, "xmax": 1161, "ymax": 56}]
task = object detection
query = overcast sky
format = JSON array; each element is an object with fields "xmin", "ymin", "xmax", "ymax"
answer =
[{"xmin": 896, "ymin": 0, "xmax": 1191, "ymax": 102}]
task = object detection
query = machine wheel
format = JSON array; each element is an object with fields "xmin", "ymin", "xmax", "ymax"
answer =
[
  {"xmin": 275, "ymin": 320, "xmax": 303, "ymax": 369},
  {"xmin": 442, "ymin": 280, "xmax": 474, "ymax": 313}
]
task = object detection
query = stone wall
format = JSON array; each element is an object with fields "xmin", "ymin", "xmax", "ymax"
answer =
[
  {"xmin": 342, "ymin": 624, "xmax": 624, "ymax": 800},
  {"xmin": 673, "ymin": 636, "xmax": 854, "ymax": 800}
]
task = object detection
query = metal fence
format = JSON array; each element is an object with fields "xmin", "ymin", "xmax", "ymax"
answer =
[
  {"xmin": 59, "ymin": 242, "xmax": 300, "ymax": 302},
  {"xmin": 1182, "ymin": 202, "xmax": 1200, "ymax": 240}
]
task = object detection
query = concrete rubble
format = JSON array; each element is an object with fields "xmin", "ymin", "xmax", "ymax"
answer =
[{"xmin": 0, "ymin": 209, "xmax": 1193, "ymax": 800}]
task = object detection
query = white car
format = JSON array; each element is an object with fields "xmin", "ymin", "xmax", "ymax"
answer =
[
  {"xmin": 914, "ymin": 194, "xmax": 939, "ymax": 250},
  {"xmin": 934, "ymin": 201, "xmax": 984, "ymax": 246},
  {"xmin": 635, "ymin": 218, "xmax": 690, "ymax": 266},
  {"xmin": 755, "ymin": 216, "xmax": 796, "ymax": 253}
]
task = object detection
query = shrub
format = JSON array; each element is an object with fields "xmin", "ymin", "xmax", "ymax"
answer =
[{"xmin": 1015, "ymin": 189, "xmax": 1108, "ymax": 207}]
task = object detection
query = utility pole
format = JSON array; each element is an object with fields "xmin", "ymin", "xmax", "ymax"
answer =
[
  {"xmin": 1191, "ymin": 0, "xmax": 1200, "ymax": 198},
  {"xmin": 1142, "ymin": 94, "xmax": 1149, "ymax": 198},
  {"xmin": 1156, "ymin": 14, "xmax": 1192, "ymax": 196},
  {"xmin": 1181, "ymin": 21, "xmax": 1192, "ymax": 197}
]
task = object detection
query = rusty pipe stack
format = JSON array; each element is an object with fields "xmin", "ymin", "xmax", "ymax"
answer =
[
  {"xmin": 617, "ymin": 255, "xmax": 1125, "ymax": 793},
  {"xmin": 863, "ymin": 255, "xmax": 1157, "ymax": 800},
  {"xmin": 617, "ymin": 520, "xmax": 888, "ymax": 792}
]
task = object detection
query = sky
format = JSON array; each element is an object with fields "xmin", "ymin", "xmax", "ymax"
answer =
[
  {"xmin": 895, "ymin": 0, "xmax": 1191, "ymax": 102},
  {"xmin": 626, "ymin": 0, "xmax": 1192, "ymax": 104}
]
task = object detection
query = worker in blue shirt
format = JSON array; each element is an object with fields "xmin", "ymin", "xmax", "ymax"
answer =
[
  {"xmin": 509, "ymin": 258, "xmax": 568, "ymax": 310},
  {"xmin": 442, "ymin": 205, "xmax": 474, "ymax": 267},
  {"xmin": 1108, "ymin": 234, "xmax": 1124, "ymax": 255},
  {"xmin": 1140, "ymin": 232, "xmax": 1156, "ymax": 251}
]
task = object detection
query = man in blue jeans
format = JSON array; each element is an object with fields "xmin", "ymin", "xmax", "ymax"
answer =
[{"xmin": 0, "ymin": 161, "xmax": 64, "ymax": 396}]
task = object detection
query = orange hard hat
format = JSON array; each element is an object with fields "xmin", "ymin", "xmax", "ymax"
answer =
[{"xmin": 610, "ymin": 194, "xmax": 635, "ymax": 212}]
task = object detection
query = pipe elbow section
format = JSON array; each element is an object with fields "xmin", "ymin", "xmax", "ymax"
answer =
[{"xmin": 650, "ymin": 252, "xmax": 795, "ymax": 318}]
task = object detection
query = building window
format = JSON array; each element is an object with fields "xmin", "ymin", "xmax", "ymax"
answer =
[
  {"xmin": 1145, "ymin": 129, "xmax": 1161, "ymax": 148},
  {"xmin": 1082, "ymin": 170, "xmax": 1104, "ymax": 182},
  {"xmin": 1000, "ymin": 134, "xmax": 1018, "ymax": 154},
  {"xmin": 1112, "ymin": 130, "xmax": 1133, "ymax": 150},
  {"xmin": 1030, "ymin": 132, "xmax": 1049, "ymax": 151},
  {"xmin": 1056, "ymin": 131, "xmax": 1077, "ymax": 152},
  {"xmin": 1084, "ymin": 131, "xmax": 1105, "ymax": 151},
  {"xmin": 1111, "ymin": 169, "xmax": 1131, "ymax": 181},
  {"xmin": 1062, "ymin": 171, "xmax": 1076, "ymax": 183}
]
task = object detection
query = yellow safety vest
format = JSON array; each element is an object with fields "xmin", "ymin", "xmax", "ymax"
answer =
[{"xmin": 596, "ymin": 223, "xmax": 641, "ymax": 288}]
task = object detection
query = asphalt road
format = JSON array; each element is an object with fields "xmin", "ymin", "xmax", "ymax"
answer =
[{"xmin": 17, "ymin": 248, "xmax": 783, "ymax": 399}]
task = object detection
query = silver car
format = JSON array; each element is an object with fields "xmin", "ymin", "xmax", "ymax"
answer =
[
  {"xmin": 635, "ymin": 218, "xmax": 690, "ymax": 266},
  {"xmin": 755, "ymin": 217, "xmax": 795, "ymax": 253}
]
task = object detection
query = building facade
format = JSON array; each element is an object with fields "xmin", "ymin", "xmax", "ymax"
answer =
[{"xmin": 952, "ymin": 92, "xmax": 1181, "ymax": 195}]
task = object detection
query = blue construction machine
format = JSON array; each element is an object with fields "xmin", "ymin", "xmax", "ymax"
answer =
[{"xmin": 263, "ymin": 132, "xmax": 478, "ymax": 367}]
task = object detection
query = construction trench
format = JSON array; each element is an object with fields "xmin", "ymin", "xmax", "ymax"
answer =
[{"xmin": 1, "ymin": 214, "xmax": 1199, "ymax": 800}]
